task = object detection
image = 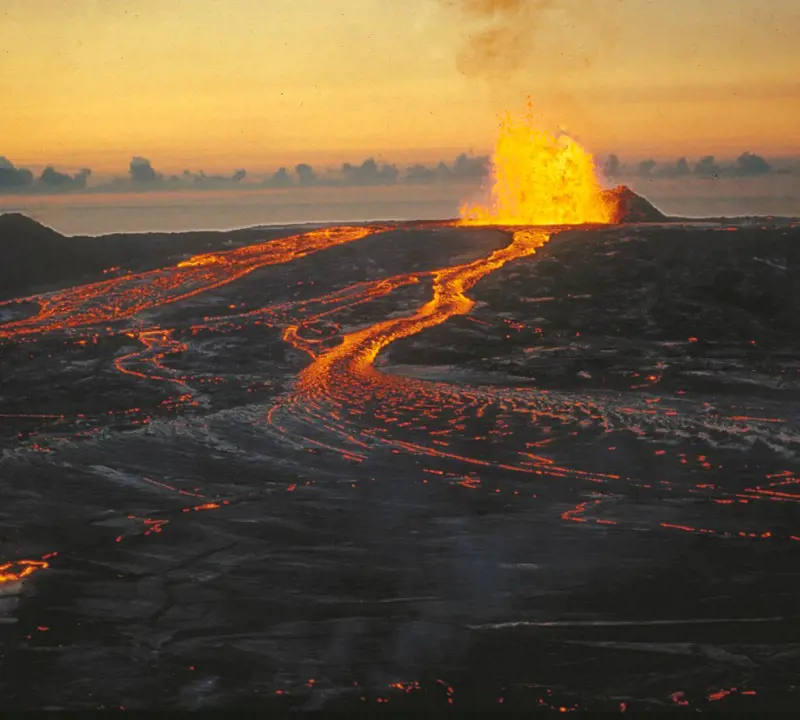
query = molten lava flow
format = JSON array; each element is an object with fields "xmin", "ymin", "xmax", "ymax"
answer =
[
  {"xmin": 296, "ymin": 229, "xmax": 551, "ymax": 397},
  {"xmin": 268, "ymin": 228, "xmax": 558, "ymax": 464},
  {"xmin": 0, "ymin": 226, "xmax": 381, "ymax": 339},
  {"xmin": 0, "ymin": 558, "xmax": 49, "ymax": 584},
  {"xmin": 460, "ymin": 104, "xmax": 612, "ymax": 226}
]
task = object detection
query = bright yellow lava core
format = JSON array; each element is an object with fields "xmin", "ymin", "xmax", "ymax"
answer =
[{"xmin": 460, "ymin": 104, "xmax": 613, "ymax": 226}]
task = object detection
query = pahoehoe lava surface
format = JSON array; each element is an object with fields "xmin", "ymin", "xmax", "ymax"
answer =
[{"xmin": 1, "ymin": 214, "xmax": 799, "ymax": 712}]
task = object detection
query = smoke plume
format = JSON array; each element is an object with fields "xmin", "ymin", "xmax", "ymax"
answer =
[{"xmin": 441, "ymin": 0, "xmax": 614, "ymax": 82}]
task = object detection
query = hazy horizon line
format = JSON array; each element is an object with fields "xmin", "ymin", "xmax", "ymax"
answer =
[{"xmin": 2, "ymin": 150, "xmax": 798, "ymax": 198}]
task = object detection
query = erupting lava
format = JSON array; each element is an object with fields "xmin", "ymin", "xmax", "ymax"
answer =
[{"xmin": 460, "ymin": 103, "xmax": 613, "ymax": 226}]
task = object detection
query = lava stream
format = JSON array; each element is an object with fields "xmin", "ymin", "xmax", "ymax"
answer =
[
  {"xmin": 297, "ymin": 229, "xmax": 551, "ymax": 394},
  {"xmin": 269, "ymin": 228, "xmax": 601, "ymax": 466},
  {"xmin": 0, "ymin": 225, "xmax": 381, "ymax": 339}
]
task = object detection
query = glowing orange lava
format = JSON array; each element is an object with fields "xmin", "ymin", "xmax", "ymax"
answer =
[
  {"xmin": 298, "ymin": 229, "xmax": 551, "ymax": 392},
  {"xmin": 0, "ymin": 226, "xmax": 380, "ymax": 339},
  {"xmin": 0, "ymin": 558, "xmax": 49, "ymax": 584},
  {"xmin": 3, "ymin": 208, "xmax": 797, "ymax": 560},
  {"xmin": 460, "ymin": 103, "xmax": 612, "ymax": 226}
]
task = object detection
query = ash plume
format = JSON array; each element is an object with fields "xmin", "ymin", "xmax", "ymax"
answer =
[{"xmin": 441, "ymin": 0, "xmax": 614, "ymax": 82}]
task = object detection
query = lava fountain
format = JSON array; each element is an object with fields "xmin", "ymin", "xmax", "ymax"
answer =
[{"xmin": 460, "ymin": 103, "xmax": 613, "ymax": 226}]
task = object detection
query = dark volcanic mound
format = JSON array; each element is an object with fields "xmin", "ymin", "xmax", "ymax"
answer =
[
  {"xmin": 603, "ymin": 185, "xmax": 668, "ymax": 223},
  {"xmin": 0, "ymin": 213, "xmax": 292, "ymax": 300},
  {"xmin": 0, "ymin": 213, "xmax": 86, "ymax": 299}
]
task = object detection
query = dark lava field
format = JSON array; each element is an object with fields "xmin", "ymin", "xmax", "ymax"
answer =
[{"xmin": 0, "ymin": 212, "xmax": 799, "ymax": 712}]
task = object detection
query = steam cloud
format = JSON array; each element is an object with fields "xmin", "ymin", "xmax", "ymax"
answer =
[
  {"xmin": 295, "ymin": 163, "xmax": 317, "ymax": 187},
  {"xmin": 638, "ymin": 159, "xmax": 657, "ymax": 177},
  {"xmin": 181, "ymin": 169, "xmax": 247, "ymax": 187},
  {"xmin": 602, "ymin": 153, "xmax": 777, "ymax": 179},
  {"xmin": 129, "ymin": 156, "xmax": 161, "ymax": 183},
  {"xmin": 695, "ymin": 155, "xmax": 722, "ymax": 178},
  {"xmin": 603, "ymin": 153, "xmax": 621, "ymax": 179},
  {"xmin": 40, "ymin": 167, "xmax": 91, "ymax": 189},
  {"xmin": 734, "ymin": 152, "xmax": 772, "ymax": 177},
  {"xmin": 0, "ymin": 157, "xmax": 34, "ymax": 188},
  {"xmin": 263, "ymin": 167, "xmax": 292, "ymax": 188},
  {"xmin": 341, "ymin": 158, "xmax": 399, "ymax": 186}
]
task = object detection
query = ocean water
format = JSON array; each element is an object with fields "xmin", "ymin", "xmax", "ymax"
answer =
[
  {"xmin": 0, "ymin": 185, "xmax": 470, "ymax": 236},
  {"xmin": 0, "ymin": 176, "xmax": 798, "ymax": 236}
]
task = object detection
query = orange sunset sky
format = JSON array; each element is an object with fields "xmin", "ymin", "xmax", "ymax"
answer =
[{"xmin": 2, "ymin": 0, "xmax": 799, "ymax": 174}]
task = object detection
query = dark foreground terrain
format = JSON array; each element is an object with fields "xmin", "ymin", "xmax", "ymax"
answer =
[{"xmin": 1, "ymin": 214, "xmax": 799, "ymax": 712}]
